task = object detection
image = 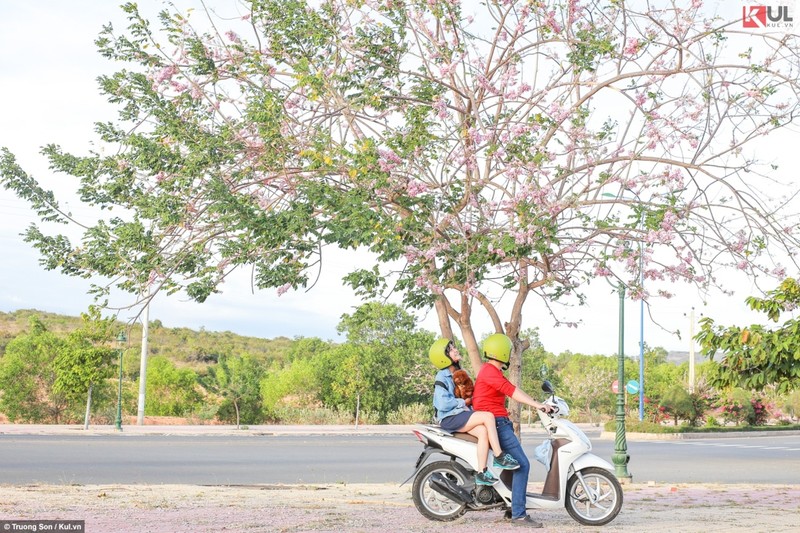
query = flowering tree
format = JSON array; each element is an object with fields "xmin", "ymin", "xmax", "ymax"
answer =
[{"xmin": 2, "ymin": 0, "xmax": 800, "ymax": 391}]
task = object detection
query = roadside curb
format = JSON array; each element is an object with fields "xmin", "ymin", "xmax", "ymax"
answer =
[
  {"xmin": 3, "ymin": 423, "xmax": 798, "ymax": 440},
  {"xmin": 600, "ymin": 429, "xmax": 800, "ymax": 440}
]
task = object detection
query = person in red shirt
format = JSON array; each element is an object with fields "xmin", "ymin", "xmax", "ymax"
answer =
[{"xmin": 472, "ymin": 333, "xmax": 553, "ymax": 528}]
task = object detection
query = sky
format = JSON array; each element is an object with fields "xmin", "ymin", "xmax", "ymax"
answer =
[{"xmin": 0, "ymin": 1, "xmax": 798, "ymax": 358}]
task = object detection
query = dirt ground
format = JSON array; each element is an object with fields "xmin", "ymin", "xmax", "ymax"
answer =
[{"xmin": 1, "ymin": 482, "xmax": 798, "ymax": 533}]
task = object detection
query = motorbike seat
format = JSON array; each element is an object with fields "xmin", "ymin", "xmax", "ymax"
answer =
[
  {"xmin": 453, "ymin": 432, "xmax": 479, "ymax": 444},
  {"xmin": 429, "ymin": 424, "xmax": 480, "ymax": 444}
]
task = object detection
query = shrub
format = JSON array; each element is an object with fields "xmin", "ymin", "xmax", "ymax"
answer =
[
  {"xmin": 747, "ymin": 398, "xmax": 771, "ymax": 426},
  {"xmin": 716, "ymin": 388, "xmax": 753, "ymax": 426},
  {"xmin": 273, "ymin": 406, "xmax": 354, "ymax": 424},
  {"xmin": 659, "ymin": 385, "xmax": 695, "ymax": 426},
  {"xmin": 386, "ymin": 403, "xmax": 433, "ymax": 424},
  {"xmin": 643, "ymin": 396, "xmax": 670, "ymax": 424}
]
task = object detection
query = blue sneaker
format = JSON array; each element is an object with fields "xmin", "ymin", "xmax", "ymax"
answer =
[
  {"xmin": 493, "ymin": 452, "xmax": 520, "ymax": 470},
  {"xmin": 475, "ymin": 470, "xmax": 499, "ymax": 485}
]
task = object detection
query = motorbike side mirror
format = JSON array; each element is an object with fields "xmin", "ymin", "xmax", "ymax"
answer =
[{"xmin": 541, "ymin": 380, "xmax": 554, "ymax": 394}]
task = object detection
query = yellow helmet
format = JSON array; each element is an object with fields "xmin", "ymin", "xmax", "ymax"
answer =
[
  {"xmin": 429, "ymin": 338, "xmax": 454, "ymax": 369},
  {"xmin": 483, "ymin": 333, "xmax": 513, "ymax": 364}
]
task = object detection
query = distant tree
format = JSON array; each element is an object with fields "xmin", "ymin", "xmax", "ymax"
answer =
[
  {"xmin": 782, "ymin": 390, "xmax": 800, "ymax": 421},
  {"xmin": 206, "ymin": 354, "xmax": 265, "ymax": 428},
  {"xmin": 659, "ymin": 385, "xmax": 695, "ymax": 426},
  {"xmin": 564, "ymin": 366, "xmax": 615, "ymax": 425},
  {"xmin": 644, "ymin": 361, "xmax": 685, "ymax": 404},
  {"xmin": 53, "ymin": 309, "xmax": 118, "ymax": 427},
  {"xmin": 260, "ymin": 357, "xmax": 320, "ymax": 420},
  {"xmin": 559, "ymin": 353, "xmax": 617, "ymax": 422},
  {"xmin": 697, "ymin": 278, "xmax": 800, "ymax": 393},
  {"xmin": 285, "ymin": 337, "xmax": 333, "ymax": 363},
  {"xmin": 0, "ymin": 317, "xmax": 68, "ymax": 423},
  {"xmin": 644, "ymin": 346, "xmax": 668, "ymax": 367},
  {"xmin": 315, "ymin": 303, "xmax": 434, "ymax": 422},
  {"xmin": 518, "ymin": 328, "xmax": 559, "ymax": 394},
  {"xmin": 145, "ymin": 356, "xmax": 202, "ymax": 417}
]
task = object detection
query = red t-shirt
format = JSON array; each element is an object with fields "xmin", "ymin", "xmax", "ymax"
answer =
[{"xmin": 472, "ymin": 363, "xmax": 517, "ymax": 418}]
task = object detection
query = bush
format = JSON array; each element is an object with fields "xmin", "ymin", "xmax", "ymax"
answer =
[
  {"xmin": 386, "ymin": 403, "xmax": 433, "ymax": 424},
  {"xmin": 659, "ymin": 385, "xmax": 695, "ymax": 426},
  {"xmin": 748, "ymin": 398, "xmax": 771, "ymax": 426},
  {"xmin": 271, "ymin": 405, "xmax": 381, "ymax": 425},
  {"xmin": 704, "ymin": 416, "xmax": 720, "ymax": 428},
  {"xmin": 273, "ymin": 406, "xmax": 353, "ymax": 424},
  {"xmin": 716, "ymin": 388, "xmax": 753, "ymax": 426},
  {"xmin": 604, "ymin": 419, "xmax": 681, "ymax": 434}
]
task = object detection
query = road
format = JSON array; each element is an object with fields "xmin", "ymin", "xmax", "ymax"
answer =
[{"xmin": 1, "ymin": 433, "xmax": 798, "ymax": 485}]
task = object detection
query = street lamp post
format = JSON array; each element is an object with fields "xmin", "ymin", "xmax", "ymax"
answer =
[
  {"xmin": 114, "ymin": 330, "xmax": 127, "ymax": 431},
  {"xmin": 613, "ymin": 283, "xmax": 632, "ymax": 481},
  {"xmin": 602, "ymin": 191, "xmax": 646, "ymax": 421}
]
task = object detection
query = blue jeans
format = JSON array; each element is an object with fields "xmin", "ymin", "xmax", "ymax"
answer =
[{"xmin": 496, "ymin": 416, "xmax": 530, "ymax": 519}]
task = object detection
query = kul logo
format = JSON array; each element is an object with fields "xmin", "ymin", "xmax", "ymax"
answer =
[
  {"xmin": 743, "ymin": 6, "xmax": 767, "ymax": 27},
  {"xmin": 742, "ymin": 5, "xmax": 795, "ymax": 28}
]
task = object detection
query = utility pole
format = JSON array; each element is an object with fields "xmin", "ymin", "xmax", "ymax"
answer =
[
  {"xmin": 688, "ymin": 307, "xmax": 696, "ymax": 393},
  {"xmin": 137, "ymin": 299, "xmax": 150, "ymax": 425}
]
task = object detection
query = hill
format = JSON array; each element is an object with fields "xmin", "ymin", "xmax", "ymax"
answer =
[{"xmin": 0, "ymin": 309, "xmax": 301, "ymax": 370}]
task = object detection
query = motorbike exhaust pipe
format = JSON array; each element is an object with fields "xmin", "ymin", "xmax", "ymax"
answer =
[{"xmin": 428, "ymin": 473, "xmax": 473, "ymax": 504}]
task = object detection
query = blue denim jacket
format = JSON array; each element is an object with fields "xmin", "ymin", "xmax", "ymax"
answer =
[{"xmin": 433, "ymin": 368, "xmax": 467, "ymax": 422}]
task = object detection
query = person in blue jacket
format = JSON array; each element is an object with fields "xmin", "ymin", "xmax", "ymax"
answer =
[{"xmin": 430, "ymin": 338, "xmax": 520, "ymax": 485}]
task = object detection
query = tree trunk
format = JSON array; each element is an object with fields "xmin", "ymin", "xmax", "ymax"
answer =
[
  {"xmin": 355, "ymin": 392, "xmax": 361, "ymax": 429},
  {"xmin": 83, "ymin": 382, "xmax": 94, "ymax": 430},
  {"xmin": 234, "ymin": 400, "xmax": 241, "ymax": 429},
  {"xmin": 508, "ymin": 341, "xmax": 524, "ymax": 438}
]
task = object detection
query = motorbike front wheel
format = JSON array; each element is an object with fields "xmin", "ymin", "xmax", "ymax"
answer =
[
  {"xmin": 411, "ymin": 461, "xmax": 469, "ymax": 521},
  {"xmin": 565, "ymin": 467, "xmax": 623, "ymax": 526}
]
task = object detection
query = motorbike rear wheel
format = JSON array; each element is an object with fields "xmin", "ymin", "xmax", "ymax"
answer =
[
  {"xmin": 411, "ymin": 461, "xmax": 469, "ymax": 521},
  {"xmin": 565, "ymin": 467, "xmax": 623, "ymax": 526}
]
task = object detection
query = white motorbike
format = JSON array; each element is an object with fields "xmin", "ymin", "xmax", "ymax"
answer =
[{"xmin": 404, "ymin": 381, "xmax": 623, "ymax": 526}]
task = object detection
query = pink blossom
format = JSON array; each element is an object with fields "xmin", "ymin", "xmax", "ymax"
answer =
[
  {"xmin": 546, "ymin": 102, "xmax": 571, "ymax": 123},
  {"xmin": 433, "ymin": 97, "xmax": 450, "ymax": 119},
  {"xmin": 543, "ymin": 10, "xmax": 562, "ymax": 33},
  {"xmin": 155, "ymin": 65, "xmax": 177, "ymax": 83},
  {"xmin": 406, "ymin": 180, "xmax": 429, "ymax": 197},
  {"xmin": 377, "ymin": 148, "xmax": 402, "ymax": 173},
  {"xmin": 488, "ymin": 244, "xmax": 507, "ymax": 258},
  {"xmin": 623, "ymin": 38, "xmax": 641, "ymax": 57},
  {"xmin": 730, "ymin": 232, "xmax": 747, "ymax": 253},
  {"xmin": 277, "ymin": 283, "xmax": 292, "ymax": 296},
  {"xmin": 594, "ymin": 265, "xmax": 612, "ymax": 277},
  {"xmin": 745, "ymin": 89, "xmax": 764, "ymax": 101},
  {"xmin": 225, "ymin": 30, "xmax": 241, "ymax": 43},
  {"xmin": 660, "ymin": 211, "xmax": 678, "ymax": 231}
]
